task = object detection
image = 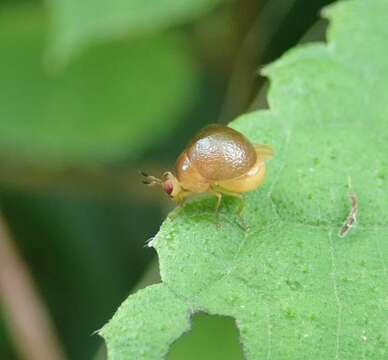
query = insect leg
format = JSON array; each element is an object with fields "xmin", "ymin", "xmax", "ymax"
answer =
[
  {"xmin": 213, "ymin": 192, "xmax": 222, "ymax": 213},
  {"xmin": 212, "ymin": 186, "xmax": 244, "ymax": 214},
  {"xmin": 211, "ymin": 186, "xmax": 247, "ymax": 229},
  {"xmin": 207, "ymin": 189, "xmax": 223, "ymax": 226},
  {"xmin": 176, "ymin": 192, "xmax": 190, "ymax": 206},
  {"xmin": 168, "ymin": 190, "xmax": 194, "ymax": 220}
]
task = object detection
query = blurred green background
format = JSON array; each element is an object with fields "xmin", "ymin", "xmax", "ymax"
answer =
[{"xmin": 0, "ymin": 0, "xmax": 333, "ymax": 359}]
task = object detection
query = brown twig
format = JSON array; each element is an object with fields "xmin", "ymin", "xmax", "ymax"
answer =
[{"xmin": 0, "ymin": 213, "xmax": 66, "ymax": 360}]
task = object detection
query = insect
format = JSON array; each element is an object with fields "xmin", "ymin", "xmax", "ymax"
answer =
[
  {"xmin": 141, "ymin": 124, "xmax": 273, "ymax": 216},
  {"xmin": 338, "ymin": 191, "xmax": 358, "ymax": 237},
  {"xmin": 338, "ymin": 177, "xmax": 358, "ymax": 238}
]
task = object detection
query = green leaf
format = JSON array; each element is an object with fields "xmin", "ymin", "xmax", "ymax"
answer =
[
  {"xmin": 47, "ymin": 0, "xmax": 222, "ymax": 62},
  {"xmin": 101, "ymin": 284, "xmax": 191, "ymax": 359},
  {"xmin": 0, "ymin": 6, "xmax": 197, "ymax": 165},
  {"xmin": 101, "ymin": 1, "xmax": 388, "ymax": 359}
]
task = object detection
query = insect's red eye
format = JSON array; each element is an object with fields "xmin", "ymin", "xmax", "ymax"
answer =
[{"xmin": 163, "ymin": 180, "xmax": 173, "ymax": 195}]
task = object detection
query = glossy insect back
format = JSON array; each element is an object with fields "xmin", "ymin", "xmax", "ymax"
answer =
[
  {"xmin": 184, "ymin": 124, "xmax": 257, "ymax": 181},
  {"xmin": 141, "ymin": 123, "xmax": 273, "ymax": 218}
]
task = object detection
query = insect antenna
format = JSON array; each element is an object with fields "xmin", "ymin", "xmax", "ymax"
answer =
[{"xmin": 139, "ymin": 170, "xmax": 163, "ymax": 187}]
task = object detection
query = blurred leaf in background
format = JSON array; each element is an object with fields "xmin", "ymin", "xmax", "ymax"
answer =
[
  {"xmin": 0, "ymin": 5, "xmax": 198, "ymax": 164},
  {"xmin": 168, "ymin": 314, "xmax": 244, "ymax": 360},
  {"xmin": 0, "ymin": 314, "xmax": 14, "ymax": 359},
  {"xmin": 47, "ymin": 0, "xmax": 223, "ymax": 63},
  {"xmin": 0, "ymin": 0, "xmax": 218, "ymax": 358},
  {"xmin": 1, "ymin": 191, "xmax": 165, "ymax": 360}
]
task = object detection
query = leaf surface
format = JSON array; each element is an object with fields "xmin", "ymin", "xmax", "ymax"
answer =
[{"xmin": 102, "ymin": 1, "xmax": 388, "ymax": 358}]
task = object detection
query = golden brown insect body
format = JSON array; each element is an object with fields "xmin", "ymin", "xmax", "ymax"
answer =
[{"xmin": 142, "ymin": 124, "xmax": 273, "ymax": 215}]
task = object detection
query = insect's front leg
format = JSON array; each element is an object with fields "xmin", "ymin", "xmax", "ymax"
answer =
[
  {"xmin": 207, "ymin": 188, "xmax": 223, "ymax": 226},
  {"xmin": 168, "ymin": 190, "xmax": 193, "ymax": 220},
  {"xmin": 212, "ymin": 186, "xmax": 244, "ymax": 214},
  {"xmin": 211, "ymin": 185, "xmax": 247, "ymax": 229}
]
